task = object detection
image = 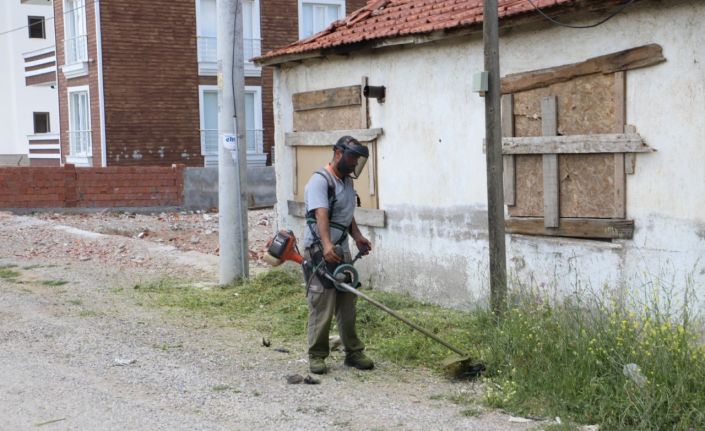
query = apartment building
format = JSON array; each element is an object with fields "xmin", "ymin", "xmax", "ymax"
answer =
[
  {"xmin": 52, "ymin": 0, "xmax": 366, "ymax": 168},
  {"xmin": 0, "ymin": 0, "xmax": 60, "ymax": 166}
]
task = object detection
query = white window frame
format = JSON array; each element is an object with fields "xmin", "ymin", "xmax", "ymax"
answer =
[
  {"xmin": 245, "ymin": 85, "xmax": 263, "ymax": 153},
  {"xmin": 195, "ymin": 0, "xmax": 261, "ymax": 77},
  {"xmin": 298, "ymin": 0, "xmax": 345, "ymax": 40},
  {"xmin": 198, "ymin": 84, "xmax": 219, "ymax": 158},
  {"xmin": 66, "ymin": 85, "xmax": 92, "ymax": 166},
  {"xmin": 243, "ymin": 0, "xmax": 261, "ymax": 77},
  {"xmin": 62, "ymin": 0, "xmax": 89, "ymax": 78}
]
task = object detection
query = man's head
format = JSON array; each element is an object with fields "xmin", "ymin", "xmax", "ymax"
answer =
[{"xmin": 332, "ymin": 136, "xmax": 369, "ymax": 179}]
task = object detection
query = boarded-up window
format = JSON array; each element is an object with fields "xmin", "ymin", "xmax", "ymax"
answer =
[
  {"xmin": 285, "ymin": 80, "xmax": 385, "ymax": 228},
  {"xmin": 501, "ymin": 45, "xmax": 664, "ymax": 240}
]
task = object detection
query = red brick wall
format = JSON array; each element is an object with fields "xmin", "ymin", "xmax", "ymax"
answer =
[
  {"xmin": 100, "ymin": 0, "xmax": 203, "ymax": 166},
  {"xmin": 259, "ymin": 0, "xmax": 367, "ymax": 164},
  {"xmin": 54, "ymin": 0, "xmax": 103, "ymax": 166},
  {"xmin": 0, "ymin": 165, "xmax": 184, "ymax": 208}
]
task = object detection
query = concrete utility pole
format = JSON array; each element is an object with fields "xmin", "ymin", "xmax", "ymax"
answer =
[
  {"xmin": 483, "ymin": 0, "xmax": 507, "ymax": 316},
  {"xmin": 218, "ymin": 0, "xmax": 249, "ymax": 283}
]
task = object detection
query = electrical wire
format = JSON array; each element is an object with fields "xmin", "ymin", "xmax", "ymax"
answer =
[
  {"xmin": 0, "ymin": 0, "xmax": 94, "ymax": 37},
  {"xmin": 525, "ymin": 0, "xmax": 636, "ymax": 29}
]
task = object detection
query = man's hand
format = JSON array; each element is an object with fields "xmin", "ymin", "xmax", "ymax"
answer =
[
  {"xmin": 323, "ymin": 242, "xmax": 342, "ymax": 263},
  {"xmin": 354, "ymin": 235, "xmax": 372, "ymax": 256}
]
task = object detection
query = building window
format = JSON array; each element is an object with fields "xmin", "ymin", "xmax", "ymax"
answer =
[
  {"xmin": 28, "ymin": 16, "xmax": 46, "ymax": 39},
  {"xmin": 199, "ymin": 85, "xmax": 263, "ymax": 162},
  {"xmin": 33, "ymin": 112, "xmax": 50, "ymax": 134},
  {"xmin": 299, "ymin": 0, "xmax": 344, "ymax": 39},
  {"xmin": 244, "ymin": 86, "xmax": 263, "ymax": 154},
  {"xmin": 64, "ymin": 0, "xmax": 88, "ymax": 64},
  {"xmin": 67, "ymin": 86, "xmax": 91, "ymax": 157},
  {"xmin": 196, "ymin": 0, "xmax": 261, "ymax": 67},
  {"xmin": 242, "ymin": 0, "xmax": 261, "ymax": 62},
  {"xmin": 199, "ymin": 85, "xmax": 219, "ymax": 157}
]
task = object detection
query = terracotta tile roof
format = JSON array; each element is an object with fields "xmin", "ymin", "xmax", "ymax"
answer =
[{"xmin": 258, "ymin": 0, "xmax": 577, "ymax": 63}]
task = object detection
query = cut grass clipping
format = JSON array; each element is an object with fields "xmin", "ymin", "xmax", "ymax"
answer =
[
  {"xmin": 133, "ymin": 268, "xmax": 705, "ymax": 430},
  {"xmin": 0, "ymin": 264, "xmax": 21, "ymax": 281}
]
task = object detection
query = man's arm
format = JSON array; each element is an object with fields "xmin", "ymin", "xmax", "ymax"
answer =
[
  {"xmin": 350, "ymin": 218, "xmax": 372, "ymax": 255},
  {"xmin": 315, "ymin": 207, "xmax": 342, "ymax": 263}
]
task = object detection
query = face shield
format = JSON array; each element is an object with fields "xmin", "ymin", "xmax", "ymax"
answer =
[{"xmin": 334, "ymin": 136, "xmax": 369, "ymax": 179}]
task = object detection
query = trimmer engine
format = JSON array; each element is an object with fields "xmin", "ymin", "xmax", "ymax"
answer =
[{"xmin": 263, "ymin": 230, "xmax": 304, "ymax": 266}]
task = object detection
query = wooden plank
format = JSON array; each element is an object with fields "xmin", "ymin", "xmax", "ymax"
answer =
[
  {"xmin": 287, "ymin": 200, "xmax": 386, "ymax": 227},
  {"xmin": 505, "ymin": 217, "xmax": 634, "ymax": 239},
  {"xmin": 293, "ymin": 105, "xmax": 363, "ymax": 131},
  {"xmin": 501, "ymin": 94, "xmax": 515, "ymax": 206},
  {"xmin": 292, "ymin": 147, "xmax": 298, "ymax": 196},
  {"xmin": 361, "ymin": 76, "xmax": 369, "ymax": 129},
  {"xmin": 286, "ymin": 128, "xmax": 383, "ymax": 146},
  {"xmin": 613, "ymin": 71, "xmax": 626, "ymax": 218},
  {"xmin": 542, "ymin": 96, "xmax": 559, "ymax": 228},
  {"xmin": 292, "ymin": 85, "xmax": 361, "ymax": 111},
  {"xmin": 501, "ymin": 44, "xmax": 665, "ymax": 94},
  {"xmin": 614, "ymin": 154, "xmax": 625, "ymax": 218},
  {"xmin": 502, "ymin": 133, "xmax": 653, "ymax": 154},
  {"xmin": 624, "ymin": 125, "xmax": 637, "ymax": 174}
]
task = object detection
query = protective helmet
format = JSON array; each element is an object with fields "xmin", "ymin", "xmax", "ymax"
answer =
[{"xmin": 333, "ymin": 136, "xmax": 369, "ymax": 179}]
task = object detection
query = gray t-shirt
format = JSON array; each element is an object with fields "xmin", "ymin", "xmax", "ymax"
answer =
[{"xmin": 303, "ymin": 168, "xmax": 356, "ymax": 248}]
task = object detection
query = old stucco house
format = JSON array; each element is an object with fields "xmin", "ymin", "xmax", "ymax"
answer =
[{"xmin": 256, "ymin": 0, "xmax": 705, "ymax": 309}]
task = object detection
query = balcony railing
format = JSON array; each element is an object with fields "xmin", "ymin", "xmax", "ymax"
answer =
[
  {"xmin": 69, "ymin": 130, "xmax": 91, "ymax": 156},
  {"xmin": 65, "ymin": 35, "xmax": 87, "ymax": 64},
  {"xmin": 243, "ymin": 38, "xmax": 261, "ymax": 62},
  {"xmin": 197, "ymin": 36, "xmax": 262, "ymax": 63},
  {"xmin": 201, "ymin": 129, "xmax": 264, "ymax": 155},
  {"xmin": 197, "ymin": 36, "xmax": 217, "ymax": 63}
]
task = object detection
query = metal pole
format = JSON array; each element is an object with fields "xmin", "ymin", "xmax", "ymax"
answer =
[
  {"xmin": 218, "ymin": 0, "xmax": 249, "ymax": 283},
  {"xmin": 322, "ymin": 274, "xmax": 468, "ymax": 356},
  {"xmin": 483, "ymin": 0, "xmax": 507, "ymax": 316}
]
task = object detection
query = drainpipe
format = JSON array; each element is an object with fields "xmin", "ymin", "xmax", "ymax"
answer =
[{"xmin": 95, "ymin": 0, "xmax": 107, "ymax": 166}]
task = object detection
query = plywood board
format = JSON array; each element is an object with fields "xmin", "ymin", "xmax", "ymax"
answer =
[
  {"xmin": 509, "ymin": 153, "xmax": 617, "ymax": 219},
  {"xmin": 293, "ymin": 105, "xmax": 363, "ymax": 132},
  {"xmin": 293, "ymin": 145, "xmax": 377, "ymax": 209},
  {"xmin": 513, "ymin": 73, "xmax": 617, "ymax": 137},
  {"xmin": 559, "ymin": 154, "xmax": 615, "ymax": 218},
  {"xmin": 509, "ymin": 155, "xmax": 543, "ymax": 217},
  {"xmin": 293, "ymin": 85, "xmax": 361, "ymax": 111}
]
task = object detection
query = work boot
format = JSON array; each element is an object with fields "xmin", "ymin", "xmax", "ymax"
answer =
[
  {"xmin": 344, "ymin": 351, "xmax": 374, "ymax": 370},
  {"xmin": 309, "ymin": 356, "xmax": 328, "ymax": 375}
]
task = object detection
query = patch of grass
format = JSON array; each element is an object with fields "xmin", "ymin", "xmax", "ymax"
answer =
[
  {"xmin": 68, "ymin": 299, "xmax": 82, "ymax": 306},
  {"xmin": 41, "ymin": 279, "xmax": 69, "ymax": 287},
  {"xmin": 154, "ymin": 342, "xmax": 183, "ymax": 351},
  {"xmin": 475, "ymin": 284, "xmax": 705, "ymax": 431},
  {"xmin": 0, "ymin": 265, "xmax": 21, "ymax": 280},
  {"xmin": 212, "ymin": 384, "xmax": 231, "ymax": 392},
  {"xmin": 459, "ymin": 406, "xmax": 483, "ymax": 417},
  {"xmin": 79, "ymin": 310, "xmax": 97, "ymax": 317},
  {"xmin": 131, "ymin": 268, "xmax": 705, "ymax": 430}
]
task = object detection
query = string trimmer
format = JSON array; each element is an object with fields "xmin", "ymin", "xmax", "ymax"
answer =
[{"xmin": 263, "ymin": 230, "xmax": 484, "ymax": 377}]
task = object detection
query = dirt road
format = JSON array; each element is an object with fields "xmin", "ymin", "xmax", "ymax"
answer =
[{"xmin": 0, "ymin": 211, "xmax": 540, "ymax": 430}]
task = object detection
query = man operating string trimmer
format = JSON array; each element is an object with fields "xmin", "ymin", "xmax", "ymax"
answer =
[{"xmin": 302, "ymin": 136, "xmax": 374, "ymax": 375}]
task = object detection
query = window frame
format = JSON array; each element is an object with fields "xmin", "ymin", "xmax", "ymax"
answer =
[
  {"xmin": 33, "ymin": 112, "xmax": 51, "ymax": 134},
  {"xmin": 63, "ymin": 0, "xmax": 88, "ymax": 67},
  {"xmin": 66, "ymin": 85, "xmax": 92, "ymax": 161},
  {"xmin": 298, "ymin": 0, "xmax": 345, "ymax": 39},
  {"xmin": 198, "ymin": 84, "xmax": 219, "ymax": 157},
  {"xmin": 28, "ymin": 16, "xmax": 46, "ymax": 39},
  {"xmin": 244, "ymin": 85, "xmax": 263, "ymax": 154}
]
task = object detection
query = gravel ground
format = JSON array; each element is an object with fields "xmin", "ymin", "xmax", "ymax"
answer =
[{"xmin": 0, "ymin": 211, "xmax": 545, "ymax": 430}]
